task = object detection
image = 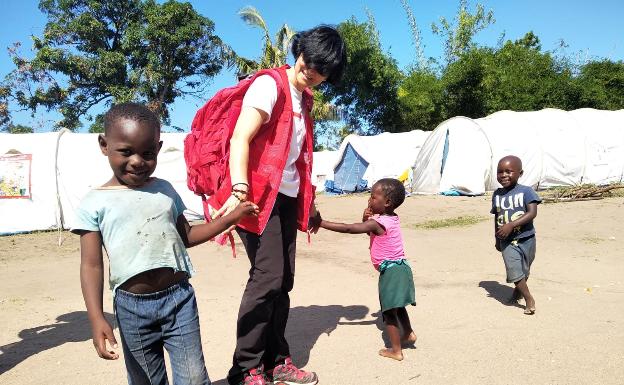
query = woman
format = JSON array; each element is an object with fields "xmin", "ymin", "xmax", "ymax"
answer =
[{"xmin": 213, "ymin": 25, "xmax": 346, "ymax": 385}]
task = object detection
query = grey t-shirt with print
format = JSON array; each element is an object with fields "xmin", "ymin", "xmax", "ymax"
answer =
[{"xmin": 490, "ymin": 184, "xmax": 541, "ymax": 240}]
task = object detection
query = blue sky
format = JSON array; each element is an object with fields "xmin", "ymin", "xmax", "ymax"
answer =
[{"xmin": 1, "ymin": 0, "xmax": 623, "ymax": 132}]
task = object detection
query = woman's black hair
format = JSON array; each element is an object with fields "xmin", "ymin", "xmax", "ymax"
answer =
[
  {"xmin": 375, "ymin": 178, "xmax": 406, "ymax": 209},
  {"xmin": 291, "ymin": 25, "xmax": 347, "ymax": 85},
  {"xmin": 103, "ymin": 102, "xmax": 160, "ymax": 135}
]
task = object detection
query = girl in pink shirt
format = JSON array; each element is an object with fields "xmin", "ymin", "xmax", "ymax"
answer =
[{"xmin": 320, "ymin": 178, "xmax": 416, "ymax": 361}]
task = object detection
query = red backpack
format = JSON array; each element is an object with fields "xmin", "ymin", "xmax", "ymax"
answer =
[{"xmin": 183, "ymin": 68, "xmax": 286, "ymax": 249}]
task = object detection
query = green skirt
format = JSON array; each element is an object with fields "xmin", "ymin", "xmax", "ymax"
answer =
[{"xmin": 378, "ymin": 261, "xmax": 416, "ymax": 313}]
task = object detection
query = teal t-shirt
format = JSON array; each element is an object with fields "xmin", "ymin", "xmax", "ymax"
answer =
[{"xmin": 71, "ymin": 177, "xmax": 195, "ymax": 294}]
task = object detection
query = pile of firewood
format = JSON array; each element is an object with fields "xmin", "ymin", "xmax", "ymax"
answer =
[{"xmin": 541, "ymin": 183, "xmax": 624, "ymax": 203}]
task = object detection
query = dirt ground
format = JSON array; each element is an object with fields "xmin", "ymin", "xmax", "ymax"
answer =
[{"xmin": 1, "ymin": 193, "xmax": 623, "ymax": 385}]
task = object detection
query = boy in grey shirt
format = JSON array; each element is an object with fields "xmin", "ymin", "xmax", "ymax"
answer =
[{"xmin": 490, "ymin": 155, "xmax": 541, "ymax": 315}]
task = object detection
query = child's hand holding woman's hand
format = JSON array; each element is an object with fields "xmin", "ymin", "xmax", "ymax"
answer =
[
  {"xmin": 230, "ymin": 200, "xmax": 259, "ymax": 221},
  {"xmin": 308, "ymin": 208, "xmax": 322, "ymax": 233}
]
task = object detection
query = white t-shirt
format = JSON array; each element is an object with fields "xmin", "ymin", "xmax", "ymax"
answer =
[{"xmin": 242, "ymin": 74, "xmax": 306, "ymax": 197}]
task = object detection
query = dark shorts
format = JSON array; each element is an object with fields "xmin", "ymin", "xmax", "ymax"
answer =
[
  {"xmin": 378, "ymin": 262, "xmax": 416, "ymax": 313},
  {"xmin": 501, "ymin": 236, "xmax": 536, "ymax": 283}
]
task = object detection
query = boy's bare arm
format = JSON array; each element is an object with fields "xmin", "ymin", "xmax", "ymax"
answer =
[
  {"xmin": 320, "ymin": 218, "xmax": 384, "ymax": 235},
  {"xmin": 493, "ymin": 218, "xmax": 501, "ymax": 251},
  {"xmin": 79, "ymin": 231, "xmax": 119, "ymax": 360},
  {"xmin": 177, "ymin": 201, "xmax": 258, "ymax": 247}
]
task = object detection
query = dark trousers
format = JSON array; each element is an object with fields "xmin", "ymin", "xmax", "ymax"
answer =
[{"xmin": 227, "ymin": 194, "xmax": 297, "ymax": 384}]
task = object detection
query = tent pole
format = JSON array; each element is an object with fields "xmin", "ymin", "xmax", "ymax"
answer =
[{"xmin": 55, "ymin": 128, "xmax": 69, "ymax": 246}]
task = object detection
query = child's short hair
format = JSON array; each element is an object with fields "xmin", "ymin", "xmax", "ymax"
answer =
[
  {"xmin": 103, "ymin": 102, "xmax": 160, "ymax": 135},
  {"xmin": 375, "ymin": 178, "xmax": 406, "ymax": 209}
]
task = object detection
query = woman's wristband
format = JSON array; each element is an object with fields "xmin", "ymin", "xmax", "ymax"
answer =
[{"xmin": 232, "ymin": 182, "xmax": 249, "ymax": 192}]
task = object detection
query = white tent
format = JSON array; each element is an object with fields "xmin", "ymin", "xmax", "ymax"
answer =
[
  {"xmin": 411, "ymin": 108, "xmax": 624, "ymax": 195},
  {"xmin": 1, "ymin": 133, "xmax": 61, "ymax": 234},
  {"xmin": 311, "ymin": 150, "xmax": 338, "ymax": 187},
  {"xmin": 330, "ymin": 130, "xmax": 430, "ymax": 192},
  {"xmin": 1, "ymin": 131, "xmax": 205, "ymax": 234},
  {"xmin": 0, "ymin": 131, "xmax": 338, "ymax": 234}
]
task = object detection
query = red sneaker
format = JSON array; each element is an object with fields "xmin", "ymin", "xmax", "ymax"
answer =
[
  {"xmin": 239, "ymin": 366, "xmax": 269, "ymax": 385},
  {"xmin": 267, "ymin": 357, "xmax": 318, "ymax": 385}
]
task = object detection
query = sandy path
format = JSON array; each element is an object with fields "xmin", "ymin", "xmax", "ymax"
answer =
[{"xmin": 1, "ymin": 194, "xmax": 623, "ymax": 384}]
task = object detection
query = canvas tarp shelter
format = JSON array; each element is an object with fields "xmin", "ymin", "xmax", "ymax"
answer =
[
  {"xmin": 311, "ymin": 150, "xmax": 338, "ymax": 187},
  {"xmin": 330, "ymin": 130, "xmax": 430, "ymax": 193},
  {"xmin": 0, "ymin": 131, "xmax": 204, "ymax": 234},
  {"xmin": 1, "ymin": 131, "xmax": 337, "ymax": 234},
  {"xmin": 411, "ymin": 108, "xmax": 624, "ymax": 195}
]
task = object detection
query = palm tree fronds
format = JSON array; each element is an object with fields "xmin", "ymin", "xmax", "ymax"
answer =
[
  {"xmin": 238, "ymin": 6, "xmax": 270, "ymax": 41},
  {"xmin": 276, "ymin": 24, "xmax": 295, "ymax": 61}
]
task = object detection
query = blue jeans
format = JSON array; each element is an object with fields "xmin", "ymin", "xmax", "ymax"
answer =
[{"xmin": 114, "ymin": 281, "xmax": 210, "ymax": 385}]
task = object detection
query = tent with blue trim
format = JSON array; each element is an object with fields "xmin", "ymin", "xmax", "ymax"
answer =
[
  {"xmin": 411, "ymin": 108, "xmax": 624, "ymax": 195},
  {"xmin": 328, "ymin": 130, "xmax": 430, "ymax": 193}
]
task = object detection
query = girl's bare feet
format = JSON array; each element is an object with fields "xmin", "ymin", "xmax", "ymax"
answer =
[
  {"xmin": 379, "ymin": 348, "xmax": 403, "ymax": 361},
  {"xmin": 402, "ymin": 331, "xmax": 417, "ymax": 346}
]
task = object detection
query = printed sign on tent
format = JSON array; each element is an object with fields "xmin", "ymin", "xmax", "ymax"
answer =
[{"xmin": 0, "ymin": 154, "xmax": 32, "ymax": 199}]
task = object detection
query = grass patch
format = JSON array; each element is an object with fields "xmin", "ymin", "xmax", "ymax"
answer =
[{"xmin": 410, "ymin": 215, "xmax": 488, "ymax": 229}]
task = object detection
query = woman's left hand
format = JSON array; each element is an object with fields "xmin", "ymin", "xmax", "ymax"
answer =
[{"xmin": 308, "ymin": 209, "xmax": 322, "ymax": 234}]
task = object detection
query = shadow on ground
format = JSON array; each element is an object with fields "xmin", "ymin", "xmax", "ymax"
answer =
[
  {"xmin": 479, "ymin": 280, "xmax": 523, "ymax": 309},
  {"xmin": 211, "ymin": 304, "xmax": 371, "ymax": 384},
  {"xmin": 0, "ymin": 311, "xmax": 114, "ymax": 374}
]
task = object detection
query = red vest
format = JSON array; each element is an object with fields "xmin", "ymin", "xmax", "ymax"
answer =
[{"xmin": 208, "ymin": 66, "xmax": 316, "ymax": 235}]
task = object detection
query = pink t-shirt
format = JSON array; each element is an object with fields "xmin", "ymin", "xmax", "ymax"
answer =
[{"xmin": 369, "ymin": 214, "xmax": 406, "ymax": 270}]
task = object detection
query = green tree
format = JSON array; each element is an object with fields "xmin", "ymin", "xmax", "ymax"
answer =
[
  {"xmin": 398, "ymin": 69, "xmax": 444, "ymax": 130},
  {"xmin": 400, "ymin": 0, "xmax": 427, "ymax": 71},
  {"xmin": 432, "ymin": 0, "xmax": 494, "ymax": 65},
  {"xmin": 0, "ymin": 85, "xmax": 9, "ymax": 128},
  {"xmin": 234, "ymin": 6, "xmax": 339, "ymax": 126},
  {"xmin": 2, "ymin": 0, "xmax": 230, "ymax": 131},
  {"xmin": 234, "ymin": 6, "xmax": 294, "ymax": 76},
  {"xmin": 324, "ymin": 15, "xmax": 404, "ymax": 133},
  {"xmin": 480, "ymin": 32, "xmax": 577, "ymax": 113},
  {"xmin": 439, "ymin": 32, "xmax": 580, "ymax": 119},
  {"xmin": 576, "ymin": 60, "xmax": 624, "ymax": 110},
  {"xmin": 88, "ymin": 114, "xmax": 105, "ymax": 133},
  {"xmin": 440, "ymin": 47, "xmax": 489, "ymax": 119},
  {"xmin": 5, "ymin": 124, "xmax": 34, "ymax": 134}
]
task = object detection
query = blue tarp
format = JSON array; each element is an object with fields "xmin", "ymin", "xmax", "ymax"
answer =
[
  {"xmin": 330, "ymin": 143, "xmax": 369, "ymax": 193},
  {"xmin": 324, "ymin": 179, "xmax": 369, "ymax": 195}
]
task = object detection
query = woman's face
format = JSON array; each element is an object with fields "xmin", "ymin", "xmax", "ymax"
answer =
[{"xmin": 291, "ymin": 55, "xmax": 328, "ymax": 91}]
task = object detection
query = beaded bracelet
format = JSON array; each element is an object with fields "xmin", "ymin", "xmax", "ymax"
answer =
[{"xmin": 232, "ymin": 182, "xmax": 249, "ymax": 190}]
